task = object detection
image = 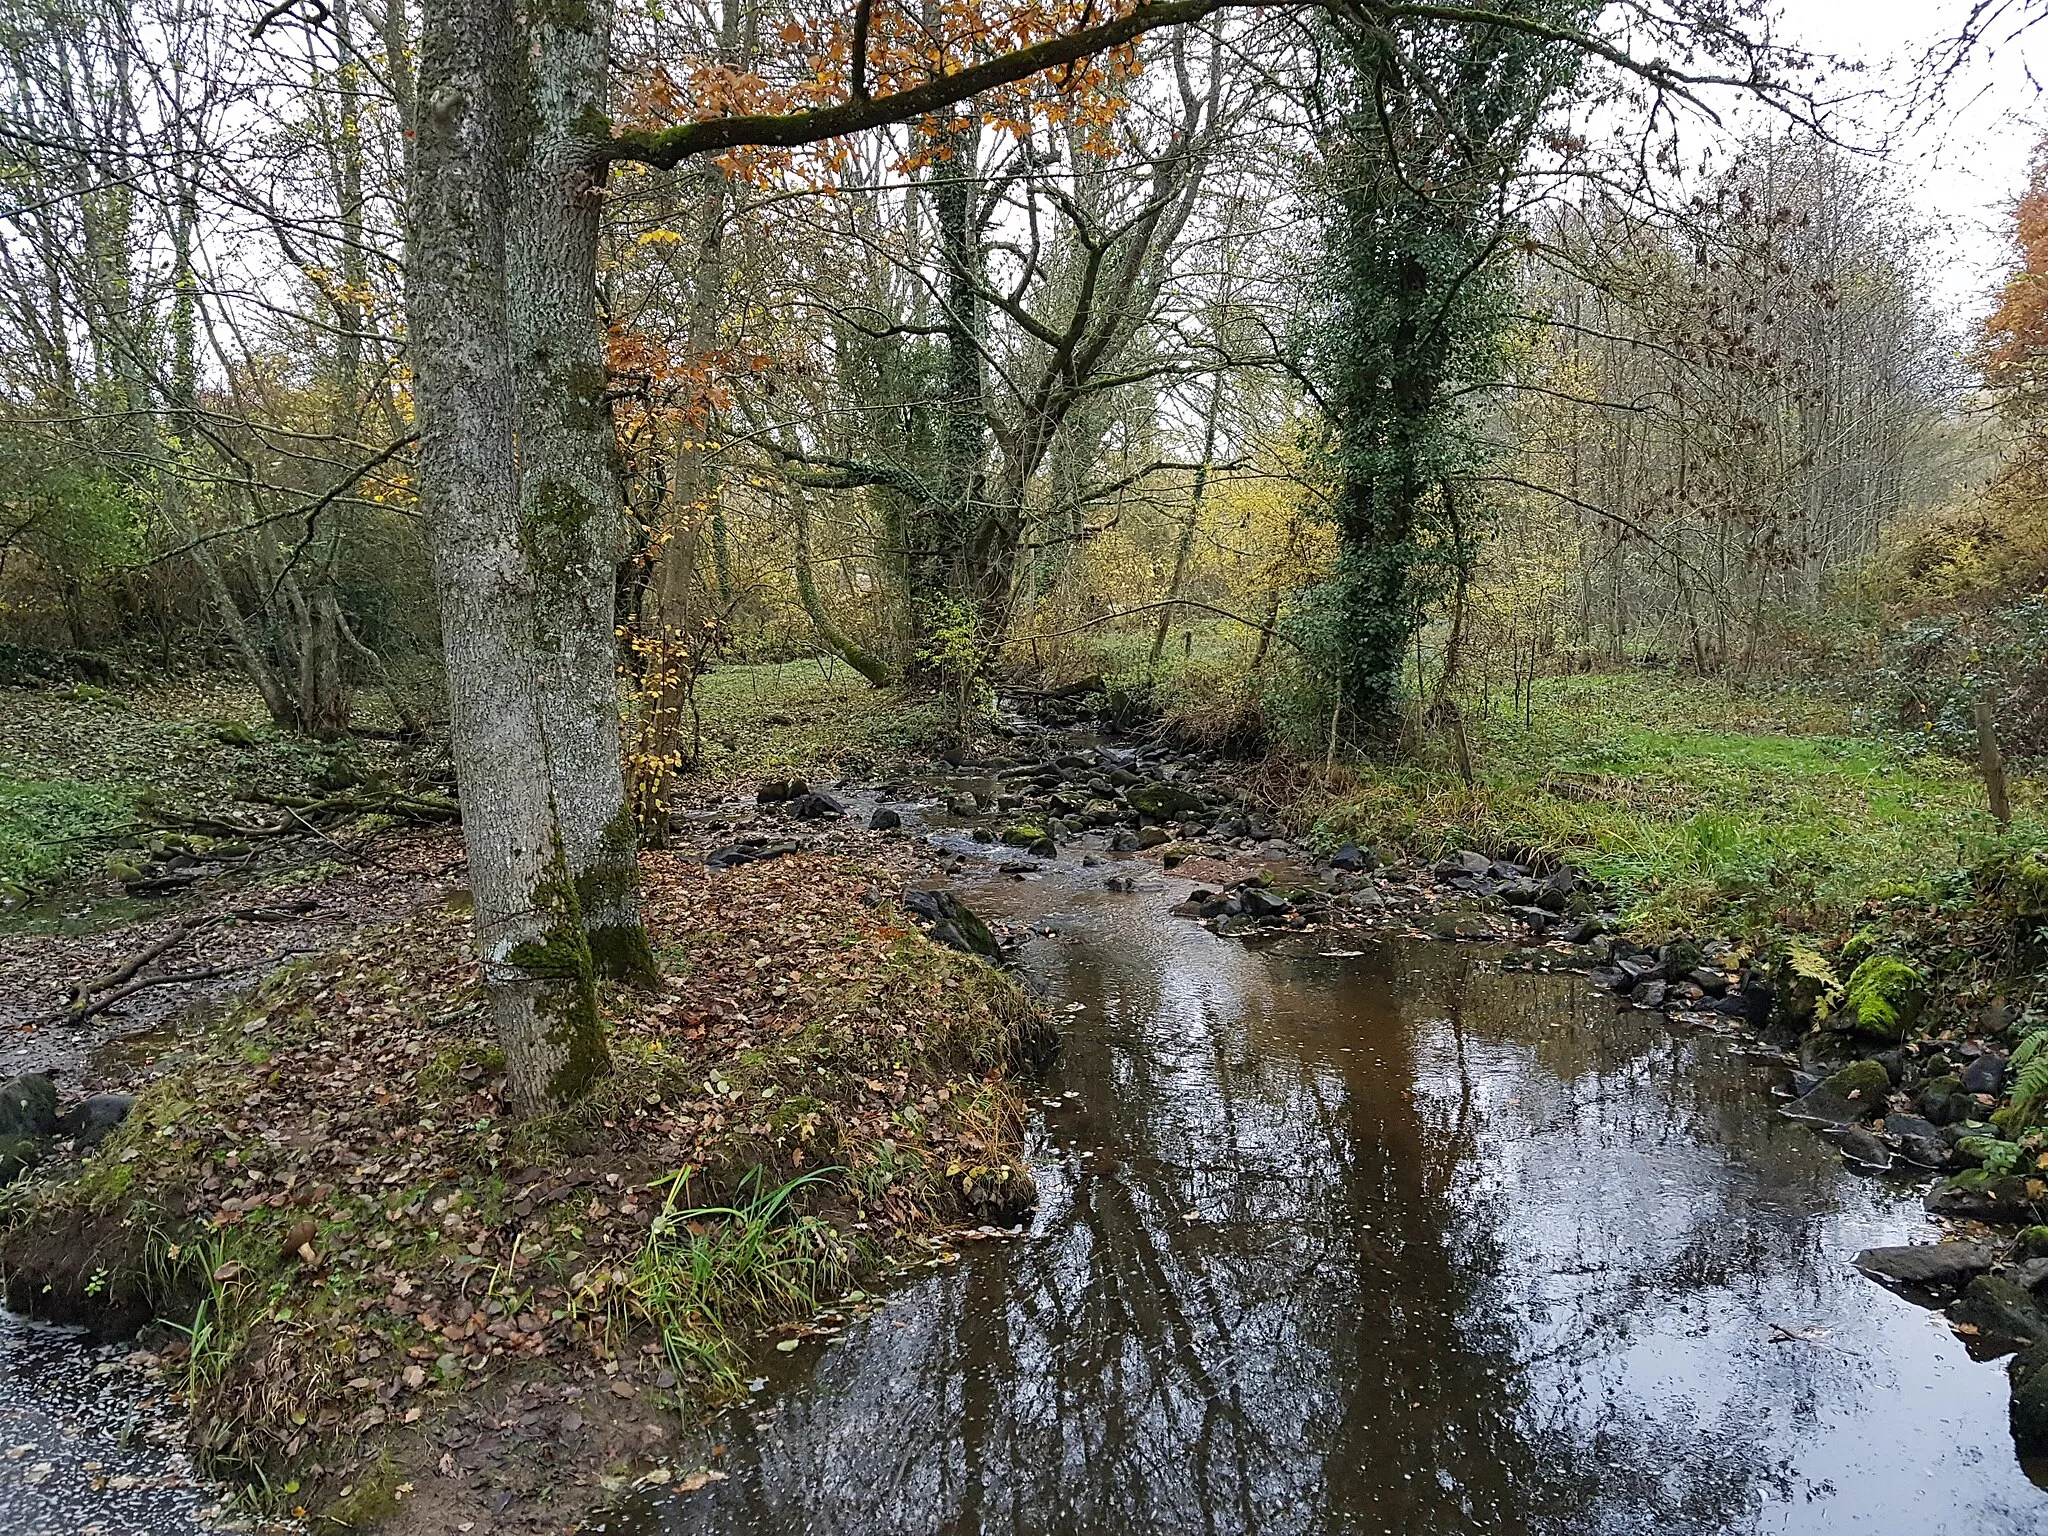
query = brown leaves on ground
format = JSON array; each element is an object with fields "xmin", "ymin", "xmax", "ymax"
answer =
[{"xmin": 4, "ymin": 825, "xmax": 1043, "ymax": 1517}]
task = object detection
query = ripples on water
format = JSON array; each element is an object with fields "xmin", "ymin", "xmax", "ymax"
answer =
[{"xmin": 619, "ymin": 872, "xmax": 2048, "ymax": 1536}]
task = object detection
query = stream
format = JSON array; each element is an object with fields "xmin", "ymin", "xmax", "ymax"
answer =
[
  {"xmin": 10, "ymin": 801, "xmax": 2048, "ymax": 1534},
  {"xmin": 615, "ymin": 850, "xmax": 2048, "ymax": 1536}
]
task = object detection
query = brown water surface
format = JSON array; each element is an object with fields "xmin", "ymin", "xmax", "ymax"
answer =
[{"xmin": 618, "ymin": 863, "xmax": 2048, "ymax": 1536}]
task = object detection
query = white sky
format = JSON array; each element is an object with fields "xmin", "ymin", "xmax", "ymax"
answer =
[{"xmin": 1767, "ymin": 0, "xmax": 2048, "ymax": 322}]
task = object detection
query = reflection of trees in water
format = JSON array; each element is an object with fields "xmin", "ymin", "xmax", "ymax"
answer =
[
  {"xmin": 652, "ymin": 920, "xmax": 1884, "ymax": 1535},
  {"xmin": 1389, "ymin": 944, "xmax": 1862, "ymax": 1536}
]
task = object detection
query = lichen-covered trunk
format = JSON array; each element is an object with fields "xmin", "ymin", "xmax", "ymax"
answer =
[
  {"xmin": 508, "ymin": 0, "xmax": 654, "ymax": 986},
  {"xmin": 409, "ymin": 0, "xmax": 613, "ymax": 1114}
]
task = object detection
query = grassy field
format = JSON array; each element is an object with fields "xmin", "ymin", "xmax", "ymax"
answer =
[
  {"xmin": 1308, "ymin": 672, "xmax": 2035, "ymax": 937},
  {"xmin": 690, "ymin": 658, "xmax": 943, "ymax": 782}
]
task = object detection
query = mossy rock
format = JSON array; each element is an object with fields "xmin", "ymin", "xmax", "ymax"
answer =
[
  {"xmin": 999, "ymin": 825, "xmax": 1047, "ymax": 848},
  {"xmin": 0, "ymin": 1075, "xmax": 58, "ymax": 1139},
  {"xmin": 1770, "ymin": 944, "xmax": 1843, "ymax": 1030},
  {"xmin": 2013, "ymin": 1341, "xmax": 2048, "ymax": 1453},
  {"xmin": 2024, "ymin": 1226, "xmax": 2048, "ymax": 1259},
  {"xmin": 1954, "ymin": 1273, "xmax": 2048, "ymax": 1351},
  {"xmin": 1126, "ymin": 782, "xmax": 1205, "ymax": 821},
  {"xmin": 1783, "ymin": 1059, "xmax": 1892, "ymax": 1125},
  {"xmin": 1980, "ymin": 848, "xmax": 2048, "ymax": 929},
  {"xmin": 1843, "ymin": 955, "xmax": 1926, "ymax": 1040}
]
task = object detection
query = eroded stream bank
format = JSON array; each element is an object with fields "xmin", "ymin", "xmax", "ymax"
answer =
[{"xmin": 618, "ymin": 855, "xmax": 2048, "ymax": 1536}]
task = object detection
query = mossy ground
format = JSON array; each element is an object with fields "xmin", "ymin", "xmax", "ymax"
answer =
[
  {"xmin": 0, "ymin": 840, "xmax": 1043, "ymax": 1529},
  {"xmin": 0, "ymin": 676, "xmax": 438, "ymax": 898},
  {"xmin": 689, "ymin": 660, "xmax": 944, "ymax": 784}
]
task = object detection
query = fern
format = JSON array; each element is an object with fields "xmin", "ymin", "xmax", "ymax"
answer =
[
  {"xmin": 2015, "ymin": 1029, "xmax": 2048, "ymax": 1072},
  {"xmin": 2011, "ymin": 1053, "xmax": 2048, "ymax": 1131}
]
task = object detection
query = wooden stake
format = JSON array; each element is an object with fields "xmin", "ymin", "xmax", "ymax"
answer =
[{"xmin": 1975, "ymin": 698, "xmax": 2011, "ymax": 830}]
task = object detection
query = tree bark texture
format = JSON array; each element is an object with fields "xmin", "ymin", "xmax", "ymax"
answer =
[{"xmin": 409, "ymin": 0, "xmax": 639, "ymax": 1114}]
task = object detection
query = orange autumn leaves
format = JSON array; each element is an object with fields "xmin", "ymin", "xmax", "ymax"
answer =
[
  {"xmin": 1987, "ymin": 141, "xmax": 2048, "ymax": 414},
  {"xmin": 617, "ymin": 0, "xmax": 1141, "ymax": 182}
]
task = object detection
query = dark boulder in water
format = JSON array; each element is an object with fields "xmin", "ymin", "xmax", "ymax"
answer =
[{"xmin": 902, "ymin": 889, "xmax": 1002, "ymax": 962}]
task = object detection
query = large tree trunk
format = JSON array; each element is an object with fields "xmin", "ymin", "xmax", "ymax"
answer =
[
  {"xmin": 508, "ymin": 0, "xmax": 654, "ymax": 985},
  {"xmin": 409, "ymin": 0, "xmax": 629, "ymax": 1115}
]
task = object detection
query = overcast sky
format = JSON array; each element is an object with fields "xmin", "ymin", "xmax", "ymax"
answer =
[{"xmin": 1766, "ymin": 0, "xmax": 2048, "ymax": 321}]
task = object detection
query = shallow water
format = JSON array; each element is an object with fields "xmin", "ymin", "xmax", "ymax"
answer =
[
  {"xmin": 620, "ymin": 866, "xmax": 2048, "ymax": 1536},
  {"xmin": 0, "ymin": 1317, "xmax": 224, "ymax": 1535}
]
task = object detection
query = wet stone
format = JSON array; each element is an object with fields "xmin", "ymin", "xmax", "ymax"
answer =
[
  {"xmin": 1855, "ymin": 1240, "xmax": 2003, "ymax": 1292},
  {"xmin": 0, "ymin": 1075, "xmax": 57, "ymax": 1140},
  {"xmin": 1950, "ymin": 1274, "xmax": 2048, "ymax": 1353}
]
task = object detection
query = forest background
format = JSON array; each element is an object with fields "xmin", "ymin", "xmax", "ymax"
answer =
[{"xmin": 4, "ymin": 0, "xmax": 2048, "ymax": 1072}]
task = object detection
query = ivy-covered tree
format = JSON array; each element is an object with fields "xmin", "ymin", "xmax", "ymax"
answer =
[{"xmin": 1307, "ymin": 2, "xmax": 1592, "ymax": 729}]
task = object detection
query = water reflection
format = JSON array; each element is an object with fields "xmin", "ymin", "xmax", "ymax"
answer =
[{"xmin": 628, "ymin": 877, "xmax": 2048, "ymax": 1536}]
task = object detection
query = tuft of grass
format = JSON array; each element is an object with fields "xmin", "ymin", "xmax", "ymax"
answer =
[
  {"xmin": 1311, "ymin": 671, "xmax": 2037, "ymax": 937},
  {"xmin": 630, "ymin": 1167, "xmax": 852, "ymax": 1399}
]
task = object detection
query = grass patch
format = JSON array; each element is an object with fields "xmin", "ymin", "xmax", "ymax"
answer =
[
  {"xmin": 0, "ymin": 775, "xmax": 134, "ymax": 890},
  {"xmin": 1312, "ymin": 671, "xmax": 2034, "ymax": 936},
  {"xmin": 693, "ymin": 660, "xmax": 944, "ymax": 783},
  {"xmin": 0, "ymin": 675, "xmax": 443, "ymax": 896}
]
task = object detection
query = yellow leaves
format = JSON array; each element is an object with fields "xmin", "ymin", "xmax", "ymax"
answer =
[{"xmin": 637, "ymin": 229, "xmax": 684, "ymax": 246}]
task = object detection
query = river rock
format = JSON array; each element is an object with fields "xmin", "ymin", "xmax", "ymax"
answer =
[
  {"xmin": 59, "ymin": 1093, "xmax": 133, "ymax": 1151},
  {"xmin": 1917, "ymin": 1074, "xmax": 1968, "ymax": 1125},
  {"xmin": 1240, "ymin": 888, "xmax": 1291, "ymax": 920},
  {"xmin": 705, "ymin": 839, "xmax": 800, "ymax": 870},
  {"xmin": 1437, "ymin": 850, "xmax": 1492, "ymax": 880},
  {"xmin": 1329, "ymin": 844, "xmax": 1376, "ymax": 873},
  {"xmin": 1782, "ymin": 1060, "xmax": 1891, "ymax": 1125},
  {"xmin": 1855, "ymin": 1241, "xmax": 2003, "ymax": 1292},
  {"xmin": 2013, "ymin": 1341, "xmax": 2048, "ymax": 1452},
  {"xmin": 868, "ymin": 807, "xmax": 902, "ymax": 831},
  {"xmin": 1833, "ymin": 1126, "xmax": 1894, "ymax": 1172},
  {"xmin": 789, "ymin": 790, "xmax": 845, "ymax": 820},
  {"xmin": 1109, "ymin": 830, "xmax": 1140, "ymax": 853},
  {"xmin": 0, "ymin": 1075, "xmax": 57, "ymax": 1139},
  {"xmin": 1136, "ymin": 827, "xmax": 1170, "ymax": 849},
  {"xmin": 1927, "ymin": 1173, "xmax": 2043, "ymax": 1223},
  {"xmin": 901, "ymin": 889, "xmax": 1001, "ymax": 962},
  {"xmin": 1126, "ymin": 782, "xmax": 1204, "ymax": 820},
  {"xmin": 1951, "ymin": 1274, "xmax": 2048, "ymax": 1352},
  {"xmin": 1884, "ymin": 1113, "xmax": 1953, "ymax": 1168},
  {"xmin": 1965, "ymin": 1053, "xmax": 2009, "ymax": 1097},
  {"xmin": 756, "ymin": 778, "xmax": 807, "ymax": 803}
]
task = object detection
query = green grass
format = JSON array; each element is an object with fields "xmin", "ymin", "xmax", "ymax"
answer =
[
  {"xmin": 630, "ymin": 1168, "xmax": 851, "ymax": 1398},
  {"xmin": 0, "ymin": 775, "xmax": 133, "ymax": 890},
  {"xmin": 692, "ymin": 659, "xmax": 944, "ymax": 780},
  {"xmin": 1313, "ymin": 671, "xmax": 2036, "ymax": 936}
]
